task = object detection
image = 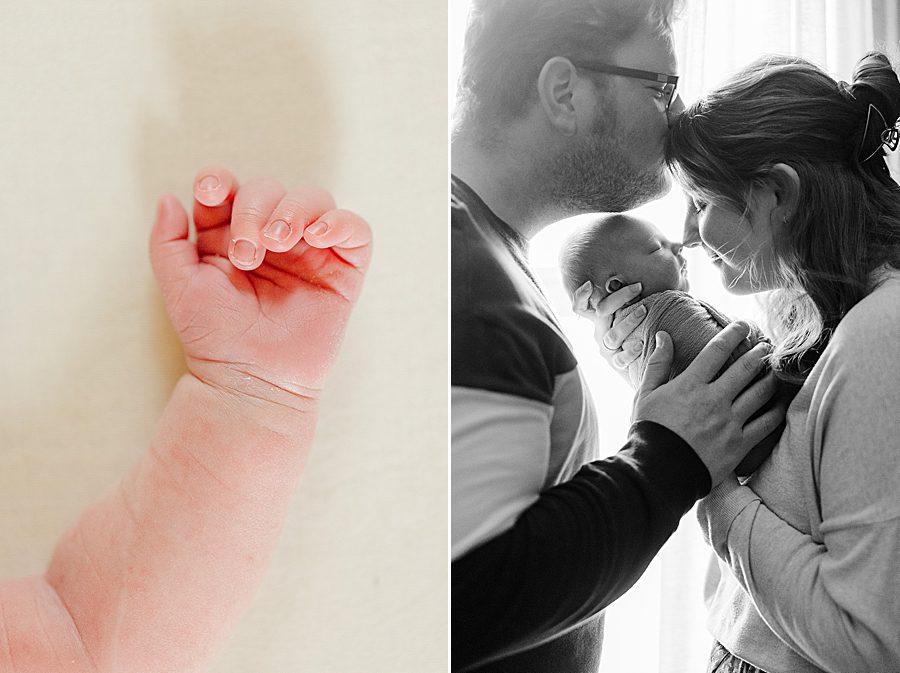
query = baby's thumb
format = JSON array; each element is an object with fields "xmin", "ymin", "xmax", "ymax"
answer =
[
  {"xmin": 149, "ymin": 195, "xmax": 197, "ymax": 291},
  {"xmin": 636, "ymin": 332, "xmax": 673, "ymax": 396}
]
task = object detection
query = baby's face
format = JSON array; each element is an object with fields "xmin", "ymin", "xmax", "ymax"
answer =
[{"xmin": 605, "ymin": 220, "xmax": 689, "ymax": 296}]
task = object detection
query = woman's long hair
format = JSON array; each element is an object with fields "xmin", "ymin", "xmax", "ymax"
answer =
[{"xmin": 666, "ymin": 52, "xmax": 900, "ymax": 382}]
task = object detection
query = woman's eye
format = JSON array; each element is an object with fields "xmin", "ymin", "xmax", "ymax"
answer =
[{"xmin": 691, "ymin": 198, "xmax": 707, "ymax": 213}]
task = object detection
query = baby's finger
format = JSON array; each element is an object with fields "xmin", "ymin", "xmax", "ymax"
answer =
[
  {"xmin": 192, "ymin": 166, "xmax": 239, "ymax": 231},
  {"xmin": 228, "ymin": 178, "xmax": 286, "ymax": 271},
  {"xmin": 260, "ymin": 186, "xmax": 337, "ymax": 253},
  {"xmin": 302, "ymin": 208, "xmax": 373, "ymax": 270},
  {"xmin": 603, "ymin": 304, "xmax": 647, "ymax": 350},
  {"xmin": 594, "ymin": 282, "xmax": 642, "ymax": 318},
  {"xmin": 572, "ymin": 281, "xmax": 593, "ymax": 316},
  {"xmin": 149, "ymin": 195, "xmax": 196, "ymax": 297}
]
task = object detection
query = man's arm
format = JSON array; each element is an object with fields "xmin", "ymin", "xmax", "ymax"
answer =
[
  {"xmin": 452, "ymin": 322, "xmax": 782, "ymax": 671},
  {"xmin": 452, "ymin": 418, "xmax": 709, "ymax": 671},
  {"xmin": 0, "ymin": 375, "xmax": 315, "ymax": 673}
]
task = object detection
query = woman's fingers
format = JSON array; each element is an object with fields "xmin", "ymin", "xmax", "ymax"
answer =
[
  {"xmin": 302, "ymin": 208, "xmax": 373, "ymax": 270},
  {"xmin": 611, "ymin": 337, "xmax": 644, "ymax": 369},
  {"xmin": 228, "ymin": 178, "xmax": 286, "ymax": 271},
  {"xmin": 603, "ymin": 304, "xmax": 647, "ymax": 350},
  {"xmin": 634, "ymin": 332, "xmax": 673, "ymax": 400},
  {"xmin": 260, "ymin": 186, "xmax": 337, "ymax": 254},
  {"xmin": 594, "ymin": 282, "xmax": 642, "ymax": 317}
]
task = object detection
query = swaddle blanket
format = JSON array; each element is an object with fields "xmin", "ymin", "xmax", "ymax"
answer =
[{"xmin": 613, "ymin": 290, "xmax": 794, "ymax": 476}]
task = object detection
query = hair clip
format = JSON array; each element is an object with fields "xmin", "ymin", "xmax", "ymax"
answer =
[
  {"xmin": 860, "ymin": 103, "xmax": 900, "ymax": 163},
  {"xmin": 883, "ymin": 124, "xmax": 900, "ymax": 152},
  {"xmin": 837, "ymin": 80, "xmax": 856, "ymax": 101}
]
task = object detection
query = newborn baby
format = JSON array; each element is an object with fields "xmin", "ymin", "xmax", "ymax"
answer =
[
  {"xmin": 559, "ymin": 213, "xmax": 794, "ymax": 477},
  {"xmin": 0, "ymin": 167, "xmax": 371, "ymax": 672}
]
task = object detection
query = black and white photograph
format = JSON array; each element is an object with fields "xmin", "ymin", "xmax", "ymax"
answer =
[{"xmin": 451, "ymin": 1, "xmax": 900, "ymax": 672}]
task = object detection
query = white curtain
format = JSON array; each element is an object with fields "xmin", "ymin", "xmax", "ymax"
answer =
[{"xmin": 675, "ymin": 0, "xmax": 900, "ymax": 181}]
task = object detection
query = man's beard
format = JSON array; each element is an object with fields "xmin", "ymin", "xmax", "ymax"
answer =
[{"xmin": 546, "ymin": 119, "xmax": 669, "ymax": 214}]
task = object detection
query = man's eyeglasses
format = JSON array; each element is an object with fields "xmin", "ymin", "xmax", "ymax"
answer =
[{"xmin": 575, "ymin": 63, "xmax": 680, "ymax": 120}]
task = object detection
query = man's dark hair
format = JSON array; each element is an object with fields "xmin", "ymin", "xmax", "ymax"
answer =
[{"xmin": 454, "ymin": 0, "xmax": 680, "ymax": 139}]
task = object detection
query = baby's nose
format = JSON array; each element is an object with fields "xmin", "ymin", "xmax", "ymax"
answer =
[{"xmin": 670, "ymin": 241, "xmax": 684, "ymax": 256}]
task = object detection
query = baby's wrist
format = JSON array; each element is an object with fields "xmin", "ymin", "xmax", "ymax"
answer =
[{"xmin": 184, "ymin": 362, "xmax": 319, "ymax": 432}]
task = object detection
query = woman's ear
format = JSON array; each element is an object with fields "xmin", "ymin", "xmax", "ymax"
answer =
[
  {"xmin": 768, "ymin": 163, "xmax": 801, "ymax": 232},
  {"xmin": 537, "ymin": 57, "xmax": 579, "ymax": 136}
]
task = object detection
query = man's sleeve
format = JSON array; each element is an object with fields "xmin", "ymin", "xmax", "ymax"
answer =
[
  {"xmin": 452, "ymin": 214, "xmax": 710, "ymax": 669},
  {"xmin": 452, "ymin": 410, "xmax": 710, "ymax": 670}
]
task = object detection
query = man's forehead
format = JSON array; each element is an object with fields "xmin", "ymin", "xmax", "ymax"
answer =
[{"xmin": 606, "ymin": 24, "xmax": 678, "ymax": 75}]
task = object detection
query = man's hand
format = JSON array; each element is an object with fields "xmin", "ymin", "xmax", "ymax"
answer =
[
  {"xmin": 632, "ymin": 323, "xmax": 783, "ymax": 486},
  {"xmin": 572, "ymin": 280, "xmax": 646, "ymax": 374},
  {"xmin": 149, "ymin": 167, "xmax": 372, "ymax": 408}
]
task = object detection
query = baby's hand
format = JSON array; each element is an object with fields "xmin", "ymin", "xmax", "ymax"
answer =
[{"xmin": 149, "ymin": 167, "xmax": 372, "ymax": 408}]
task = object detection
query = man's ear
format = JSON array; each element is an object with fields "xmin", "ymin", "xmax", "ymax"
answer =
[
  {"xmin": 537, "ymin": 57, "xmax": 579, "ymax": 136},
  {"xmin": 767, "ymin": 163, "xmax": 800, "ymax": 233}
]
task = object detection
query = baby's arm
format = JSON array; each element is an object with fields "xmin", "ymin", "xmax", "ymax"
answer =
[{"xmin": 0, "ymin": 168, "xmax": 371, "ymax": 673}]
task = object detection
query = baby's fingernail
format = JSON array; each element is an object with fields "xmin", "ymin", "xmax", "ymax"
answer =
[
  {"xmin": 305, "ymin": 221, "xmax": 329, "ymax": 237},
  {"xmin": 631, "ymin": 282, "xmax": 643, "ymax": 293},
  {"xmin": 230, "ymin": 238, "xmax": 258, "ymax": 267},
  {"xmin": 636, "ymin": 305, "xmax": 647, "ymax": 318},
  {"xmin": 263, "ymin": 220, "xmax": 292, "ymax": 242},
  {"xmin": 198, "ymin": 175, "xmax": 220, "ymax": 191}
]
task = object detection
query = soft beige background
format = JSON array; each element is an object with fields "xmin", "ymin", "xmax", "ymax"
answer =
[{"xmin": 0, "ymin": 1, "xmax": 446, "ymax": 671}]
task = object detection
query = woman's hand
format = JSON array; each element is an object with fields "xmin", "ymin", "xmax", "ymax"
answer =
[
  {"xmin": 149, "ymin": 167, "xmax": 372, "ymax": 409},
  {"xmin": 572, "ymin": 280, "xmax": 647, "ymax": 374}
]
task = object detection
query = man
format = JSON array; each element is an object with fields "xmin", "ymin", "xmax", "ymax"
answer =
[{"xmin": 451, "ymin": 1, "xmax": 783, "ymax": 670}]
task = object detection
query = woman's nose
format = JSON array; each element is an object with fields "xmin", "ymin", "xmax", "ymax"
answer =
[{"xmin": 682, "ymin": 210, "xmax": 702, "ymax": 248}]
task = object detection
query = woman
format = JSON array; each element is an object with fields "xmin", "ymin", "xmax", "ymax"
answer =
[{"xmin": 665, "ymin": 51, "xmax": 900, "ymax": 672}]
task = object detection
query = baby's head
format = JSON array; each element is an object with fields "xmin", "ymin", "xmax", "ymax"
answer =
[{"xmin": 559, "ymin": 213, "xmax": 689, "ymax": 301}]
